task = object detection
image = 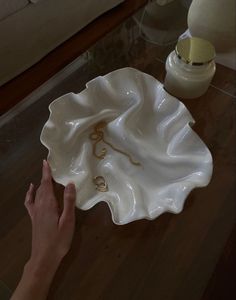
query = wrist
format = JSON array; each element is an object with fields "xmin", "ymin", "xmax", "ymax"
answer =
[
  {"xmin": 11, "ymin": 258, "xmax": 60, "ymax": 300},
  {"xmin": 25, "ymin": 256, "xmax": 61, "ymax": 284}
]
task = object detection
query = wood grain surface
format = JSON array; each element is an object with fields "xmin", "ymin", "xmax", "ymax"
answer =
[{"xmin": 0, "ymin": 2, "xmax": 236, "ymax": 300}]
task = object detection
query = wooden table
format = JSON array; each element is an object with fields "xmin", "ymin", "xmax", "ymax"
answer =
[{"xmin": 0, "ymin": 1, "xmax": 235, "ymax": 299}]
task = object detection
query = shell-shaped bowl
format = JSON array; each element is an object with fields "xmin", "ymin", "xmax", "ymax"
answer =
[{"xmin": 40, "ymin": 68, "xmax": 213, "ymax": 225}]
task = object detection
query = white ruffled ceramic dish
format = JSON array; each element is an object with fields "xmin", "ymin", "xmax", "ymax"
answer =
[{"xmin": 40, "ymin": 67, "xmax": 213, "ymax": 225}]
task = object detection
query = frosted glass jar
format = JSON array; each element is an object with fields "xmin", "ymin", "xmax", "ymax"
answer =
[{"xmin": 164, "ymin": 37, "xmax": 216, "ymax": 99}]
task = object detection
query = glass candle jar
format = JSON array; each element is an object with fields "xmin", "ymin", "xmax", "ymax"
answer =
[{"xmin": 164, "ymin": 37, "xmax": 216, "ymax": 99}]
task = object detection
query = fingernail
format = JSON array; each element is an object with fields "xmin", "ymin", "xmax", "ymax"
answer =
[
  {"xmin": 66, "ymin": 183, "xmax": 75, "ymax": 190},
  {"xmin": 28, "ymin": 183, "xmax": 33, "ymax": 191},
  {"xmin": 43, "ymin": 159, "xmax": 47, "ymax": 166}
]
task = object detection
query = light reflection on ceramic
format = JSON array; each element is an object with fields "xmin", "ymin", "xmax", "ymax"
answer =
[{"xmin": 40, "ymin": 68, "xmax": 213, "ymax": 225}]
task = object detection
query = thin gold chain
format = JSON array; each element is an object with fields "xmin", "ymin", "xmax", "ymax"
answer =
[{"xmin": 89, "ymin": 121, "xmax": 141, "ymax": 166}]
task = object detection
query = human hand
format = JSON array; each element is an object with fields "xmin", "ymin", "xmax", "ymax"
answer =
[
  {"xmin": 24, "ymin": 160, "xmax": 76, "ymax": 274},
  {"xmin": 10, "ymin": 160, "xmax": 76, "ymax": 300}
]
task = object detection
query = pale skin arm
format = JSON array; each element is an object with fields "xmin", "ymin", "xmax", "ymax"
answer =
[{"xmin": 10, "ymin": 160, "xmax": 76, "ymax": 300}]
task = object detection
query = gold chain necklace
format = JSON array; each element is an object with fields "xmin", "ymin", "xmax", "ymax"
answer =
[
  {"xmin": 89, "ymin": 121, "xmax": 141, "ymax": 192},
  {"xmin": 89, "ymin": 121, "xmax": 141, "ymax": 165}
]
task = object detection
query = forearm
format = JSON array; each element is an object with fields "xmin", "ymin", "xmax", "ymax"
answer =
[{"xmin": 10, "ymin": 259, "xmax": 59, "ymax": 300}]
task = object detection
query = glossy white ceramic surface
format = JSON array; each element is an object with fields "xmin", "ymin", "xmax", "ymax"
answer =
[{"xmin": 40, "ymin": 67, "xmax": 213, "ymax": 225}]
